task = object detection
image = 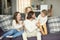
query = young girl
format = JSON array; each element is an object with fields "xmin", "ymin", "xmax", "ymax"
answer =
[
  {"xmin": 25, "ymin": 7, "xmax": 32, "ymax": 19},
  {"xmin": 23, "ymin": 11, "xmax": 41, "ymax": 40},
  {"xmin": 0, "ymin": 12, "xmax": 24, "ymax": 39},
  {"xmin": 37, "ymin": 9, "xmax": 48, "ymax": 35}
]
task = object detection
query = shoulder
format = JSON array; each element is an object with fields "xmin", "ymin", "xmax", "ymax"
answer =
[
  {"xmin": 12, "ymin": 20, "xmax": 16, "ymax": 23},
  {"xmin": 38, "ymin": 14, "xmax": 41, "ymax": 17},
  {"xmin": 33, "ymin": 19, "xmax": 36, "ymax": 21},
  {"xmin": 24, "ymin": 19, "xmax": 28, "ymax": 22},
  {"xmin": 24, "ymin": 19, "xmax": 29, "ymax": 23},
  {"xmin": 45, "ymin": 16, "xmax": 48, "ymax": 21},
  {"xmin": 24, "ymin": 20, "xmax": 28, "ymax": 25},
  {"xmin": 45, "ymin": 16, "xmax": 48, "ymax": 19},
  {"xmin": 12, "ymin": 20, "xmax": 16, "ymax": 25},
  {"xmin": 37, "ymin": 14, "xmax": 41, "ymax": 20},
  {"xmin": 38, "ymin": 14, "xmax": 41, "ymax": 18}
]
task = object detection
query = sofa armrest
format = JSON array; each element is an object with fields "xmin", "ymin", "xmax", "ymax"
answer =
[{"xmin": 0, "ymin": 27, "xmax": 4, "ymax": 36}]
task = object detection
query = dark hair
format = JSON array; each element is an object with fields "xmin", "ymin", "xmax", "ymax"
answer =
[
  {"xmin": 25, "ymin": 7, "xmax": 32, "ymax": 13},
  {"xmin": 13, "ymin": 12, "xmax": 20, "ymax": 24},
  {"xmin": 27, "ymin": 11, "xmax": 35, "ymax": 19},
  {"xmin": 42, "ymin": 9, "xmax": 48, "ymax": 15}
]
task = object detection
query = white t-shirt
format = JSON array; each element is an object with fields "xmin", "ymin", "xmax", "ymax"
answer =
[
  {"xmin": 37, "ymin": 14, "xmax": 48, "ymax": 25},
  {"xmin": 24, "ymin": 19, "xmax": 38, "ymax": 32},
  {"xmin": 12, "ymin": 20, "xmax": 23, "ymax": 30}
]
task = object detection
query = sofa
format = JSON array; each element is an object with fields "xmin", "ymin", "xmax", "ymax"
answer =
[{"xmin": 0, "ymin": 14, "xmax": 60, "ymax": 40}]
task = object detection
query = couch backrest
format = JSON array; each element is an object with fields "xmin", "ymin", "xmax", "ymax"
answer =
[
  {"xmin": 0, "ymin": 15, "xmax": 13, "ymax": 32},
  {"xmin": 0, "ymin": 14, "xmax": 60, "ymax": 34},
  {"xmin": 0, "ymin": 14, "xmax": 25, "ymax": 32},
  {"xmin": 47, "ymin": 16, "xmax": 60, "ymax": 34}
]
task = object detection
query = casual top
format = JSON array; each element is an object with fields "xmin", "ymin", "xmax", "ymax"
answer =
[
  {"xmin": 24, "ymin": 19, "xmax": 38, "ymax": 32},
  {"xmin": 12, "ymin": 20, "xmax": 23, "ymax": 31},
  {"xmin": 37, "ymin": 14, "xmax": 48, "ymax": 25}
]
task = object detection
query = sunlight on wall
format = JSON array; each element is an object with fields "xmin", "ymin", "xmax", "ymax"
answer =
[{"xmin": 16, "ymin": 0, "xmax": 31, "ymax": 13}]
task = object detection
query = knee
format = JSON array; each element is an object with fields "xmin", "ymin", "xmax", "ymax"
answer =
[
  {"xmin": 19, "ymin": 30, "xmax": 24, "ymax": 33},
  {"xmin": 10, "ymin": 29, "xmax": 16, "ymax": 32},
  {"xmin": 37, "ymin": 32, "xmax": 41, "ymax": 35}
]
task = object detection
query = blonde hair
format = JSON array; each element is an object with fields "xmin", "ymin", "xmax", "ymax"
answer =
[
  {"xmin": 42, "ymin": 9, "xmax": 48, "ymax": 15},
  {"xmin": 25, "ymin": 7, "xmax": 32, "ymax": 13}
]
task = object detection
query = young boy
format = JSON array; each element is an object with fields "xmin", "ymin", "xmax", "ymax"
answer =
[{"xmin": 37, "ymin": 9, "xmax": 48, "ymax": 35}]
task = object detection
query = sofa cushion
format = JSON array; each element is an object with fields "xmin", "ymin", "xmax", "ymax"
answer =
[
  {"xmin": 42, "ymin": 32, "xmax": 60, "ymax": 40},
  {"xmin": 48, "ymin": 16, "xmax": 60, "ymax": 33},
  {"xmin": 0, "ymin": 15, "xmax": 13, "ymax": 32},
  {"xmin": 11, "ymin": 36, "xmax": 23, "ymax": 40}
]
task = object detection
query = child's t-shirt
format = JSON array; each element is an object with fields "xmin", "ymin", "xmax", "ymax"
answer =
[
  {"xmin": 24, "ymin": 19, "xmax": 38, "ymax": 32},
  {"xmin": 37, "ymin": 14, "xmax": 48, "ymax": 25}
]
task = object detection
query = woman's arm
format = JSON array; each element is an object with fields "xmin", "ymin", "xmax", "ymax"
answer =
[{"xmin": 12, "ymin": 20, "xmax": 24, "ymax": 30}]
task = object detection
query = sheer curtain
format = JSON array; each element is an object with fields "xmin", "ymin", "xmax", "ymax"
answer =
[{"xmin": 16, "ymin": 0, "xmax": 31, "ymax": 13}]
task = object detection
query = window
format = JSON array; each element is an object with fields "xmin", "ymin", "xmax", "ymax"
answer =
[
  {"xmin": 1, "ymin": 0, "xmax": 12, "ymax": 15},
  {"xmin": 16, "ymin": 0, "xmax": 31, "ymax": 13}
]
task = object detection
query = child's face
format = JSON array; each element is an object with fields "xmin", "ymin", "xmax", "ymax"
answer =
[
  {"xmin": 41, "ymin": 12, "xmax": 46, "ymax": 17},
  {"xmin": 32, "ymin": 13, "xmax": 36, "ymax": 19},
  {"xmin": 16, "ymin": 13, "xmax": 21, "ymax": 20}
]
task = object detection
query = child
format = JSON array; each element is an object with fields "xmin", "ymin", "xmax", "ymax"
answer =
[
  {"xmin": 0, "ymin": 12, "xmax": 24, "ymax": 39},
  {"xmin": 37, "ymin": 9, "xmax": 48, "ymax": 35},
  {"xmin": 23, "ymin": 11, "xmax": 41, "ymax": 40}
]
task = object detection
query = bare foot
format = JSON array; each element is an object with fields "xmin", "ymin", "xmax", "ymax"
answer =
[{"xmin": 0, "ymin": 36, "xmax": 3, "ymax": 39}]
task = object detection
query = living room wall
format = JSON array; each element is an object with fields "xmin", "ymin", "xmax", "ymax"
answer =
[{"xmin": 45, "ymin": 0, "xmax": 60, "ymax": 16}]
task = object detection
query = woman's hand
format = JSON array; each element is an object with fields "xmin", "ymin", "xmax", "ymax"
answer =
[{"xmin": 36, "ymin": 20, "xmax": 40, "ymax": 28}]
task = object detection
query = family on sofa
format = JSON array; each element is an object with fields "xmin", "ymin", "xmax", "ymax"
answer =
[
  {"xmin": 0, "ymin": 6, "xmax": 48, "ymax": 40},
  {"xmin": 0, "ymin": 7, "xmax": 60, "ymax": 40}
]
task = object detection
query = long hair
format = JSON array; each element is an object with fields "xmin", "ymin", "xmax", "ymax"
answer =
[
  {"xmin": 13, "ymin": 12, "xmax": 20, "ymax": 24},
  {"xmin": 27, "ymin": 11, "xmax": 35, "ymax": 19}
]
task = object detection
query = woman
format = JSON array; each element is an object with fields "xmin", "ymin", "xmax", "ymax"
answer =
[
  {"xmin": 0, "ymin": 12, "xmax": 24, "ymax": 39},
  {"xmin": 25, "ymin": 7, "xmax": 32, "ymax": 19},
  {"xmin": 23, "ymin": 11, "xmax": 42, "ymax": 40}
]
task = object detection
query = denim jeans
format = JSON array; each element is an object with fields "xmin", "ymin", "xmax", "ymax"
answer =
[{"xmin": 2, "ymin": 29, "xmax": 24, "ymax": 38}]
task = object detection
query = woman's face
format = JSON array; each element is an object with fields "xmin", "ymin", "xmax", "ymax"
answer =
[
  {"xmin": 16, "ymin": 13, "xmax": 21, "ymax": 20},
  {"xmin": 32, "ymin": 13, "xmax": 36, "ymax": 19},
  {"xmin": 27, "ymin": 8, "xmax": 32, "ymax": 13}
]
